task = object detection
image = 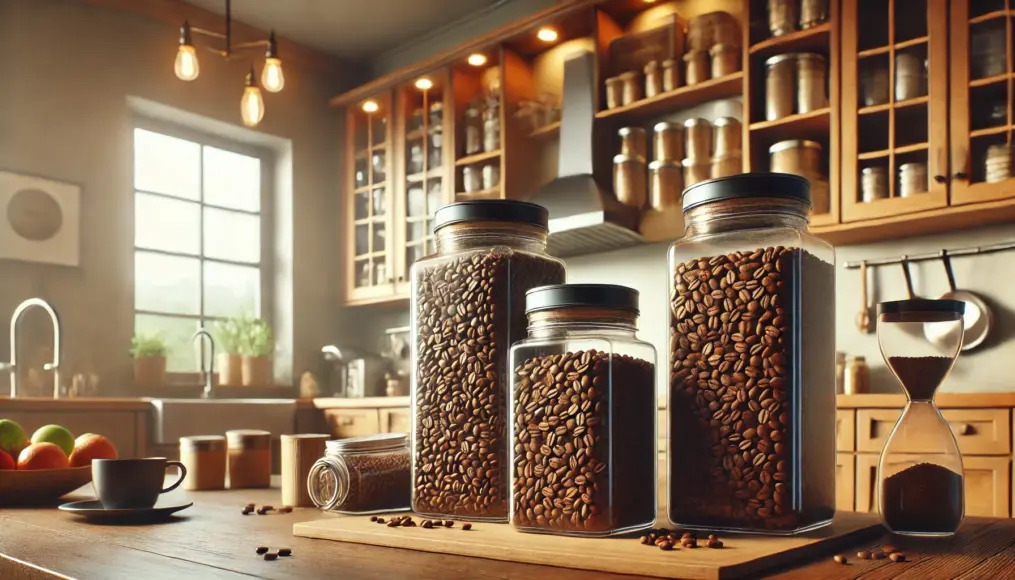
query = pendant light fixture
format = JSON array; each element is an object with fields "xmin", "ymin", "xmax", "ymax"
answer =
[{"xmin": 173, "ymin": 0, "xmax": 284, "ymax": 126}]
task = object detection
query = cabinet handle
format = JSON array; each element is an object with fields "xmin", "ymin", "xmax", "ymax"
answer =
[
  {"xmin": 953, "ymin": 423, "xmax": 974, "ymax": 436},
  {"xmin": 954, "ymin": 172, "xmax": 969, "ymax": 181},
  {"xmin": 933, "ymin": 175, "xmax": 948, "ymax": 184},
  {"xmin": 954, "ymin": 148, "xmax": 969, "ymax": 180},
  {"xmin": 397, "ymin": 275, "xmax": 405, "ymax": 282}
]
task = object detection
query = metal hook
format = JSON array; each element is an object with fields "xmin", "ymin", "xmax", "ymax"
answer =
[
  {"xmin": 939, "ymin": 249, "xmax": 957, "ymax": 293},
  {"xmin": 900, "ymin": 255, "xmax": 915, "ymax": 299}
]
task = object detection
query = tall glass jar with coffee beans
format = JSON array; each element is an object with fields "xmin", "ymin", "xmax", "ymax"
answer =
[
  {"xmin": 509, "ymin": 284, "xmax": 657, "ymax": 537},
  {"xmin": 411, "ymin": 200, "xmax": 566, "ymax": 521},
  {"xmin": 667, "ymin": 173, "xmax": 835, "ymax": 534}
]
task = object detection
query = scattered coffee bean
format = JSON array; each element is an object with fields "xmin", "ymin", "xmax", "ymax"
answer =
[
  {"xmin": 262, "ymin": 506, "xmax": 274, "ymax": 511},
  {"xmin": 414, "ymin": 246, "xmax": 565, "ymax": 519},
  {"xmin": 387, "ymin": 520, "xmax": 400, "ymax": 527},
  {"xmin": 263, "ymin": 553, "xmax": 278, "ymax": 561},
  {"xmin": 833, "ymin": 555, "xmax": 847, "ymax": 565},
  {"xmin": 369, "ymin": 516, "xmax": 378, "ymax": 522},
  {"xmin": 255, "ymin": 547, "xmax": 269, "ymax": 554},
  {"xmin": 681, "ymin": 532, "xmax": 694, "ymax": 540},
  {"xmin": 669, "ymin": 247, "xmax": 835, "ymax": 531},
  {"xmin": 708, "ymin": 534, "xmax": 718, "ymax": 541},
  {"xmin": 659, "ymin": 541, "xmax": 674, "ymax": 551},
  {"xmin": 882, "ymin": 544, "xmax": 897, "ymax": 554},
  {"xmin": 462, "ymin": 523, "xmax": 473, "ymax": 531},
  {"xmin": 404, "ymin": 520, "xmax": 417, "ymax": 527},
  {"xmin": 686, "ymin": 542, "xmax": 699, "ymax": 549},
  {"xmin": 890, "ymin": 552, "xmax": 906, "ymax": 563},
  {"xmin": 279, "ymin": 507, "xmax": 293, "ymax": 514},
  {"xmin": 873, "ymin": 552, "xmax": 887, "ymax": 560},
  {"xmin": 255, "ymin": 508, "xmax": 267, "ymax": 515},
  {"xmin": 242, "ymin": 508, "xmax": 253, "ymax": 515},
  {"xmin": 246, "ymin": 503, "xmax": 256, "ymax": 509},
  {"xmin": 278, "ymin": 548, "xmax": 292, "ymax": 557},
  {"xmin": 444, "ymin": 520, "xmax": 454, "ymax": 528},
  {"xmin": 639, "ymin": 535, "xmax": 651, "ymax": 545},
  {"xmin": 376, "ymin": 518, "xmax": 386, "ymax": 524},
  {"xmin": 857, "ymin": 550, "xmax": 871, "ymax": 560},
  {"xmin": 707, "ymin": 540, "xmax": 724, "ymax": 549},
  {"xmin": 512, "ymin": 350, "xmax": 655, "ymax": 532},
  {"xmin": 422, "ymin": 520, "xmax": 434, "ymax": 529}
]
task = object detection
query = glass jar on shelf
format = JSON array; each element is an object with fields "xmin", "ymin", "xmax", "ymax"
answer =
[
  {"xmin": 308, "ymin": 434, "xmax": 411, "ymax": 514},
  {"xmin": 483, "ymin": 97, "xmax": 501, "ymax": 152},
  {"xmin": 410, "ymin": 201, "xmax": 566, "ymax": 522},
  {"xmin": 510, "ymin": 284, "xmax": 657, "ymax": 537},
  {"xmin": 462, "ymin": 166, "xmax": 482, "ymax": 194},
  {"xmin": 464, "ymin": 103, "xmax": 482, "ymax": 155},
  {"xmin": 668, "ymin": 173, "xmax": 836, "ymax": 535},
  {"xmin": 876, "ymin": 298, "xmax": 966, "ymax": 537}
]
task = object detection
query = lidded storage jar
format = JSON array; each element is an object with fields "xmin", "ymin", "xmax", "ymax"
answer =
[
  {"xmin": 226, "ymin": 429, "xmax": 272, "ymax": 489},
  {"xmin": 667, "ymin": 173, "xmax": 836, "ymax": 534},
  {"xmin": 510, "ymin": 284, "xmax": 657, "ymax": 536},
  {"xmin": 308, "ymin": 434, "xmax": 411, "ymax": 514},
  {"xmin": 411, "ymin": 200, "xmax": 567, "ymax": 521}
]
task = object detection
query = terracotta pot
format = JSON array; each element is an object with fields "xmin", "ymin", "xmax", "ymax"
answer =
[
  {"xmin": 217, "ymin": 353, "xmax": 242, "ymax": 386},
  {"xmin": 241, "ymin": 355, "xmax": 272, "ymax": 386},
  {"xmin": 134, "ymin": 356, "xmax": 166, "ymax": 387}
]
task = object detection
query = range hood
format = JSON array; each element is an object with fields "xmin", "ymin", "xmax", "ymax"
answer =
[{"xmin": 529, "ymin": 50, "xmax": 643, "ymax": 258}]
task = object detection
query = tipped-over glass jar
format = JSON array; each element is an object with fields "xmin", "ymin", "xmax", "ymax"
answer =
[
  {"xmin": 410, "ymin": 200, "xmax": 566, "ymax": 522},
  {"xmin": 667, "ymin": 173, "xmax": 836, "ymax": 534},
  {"xmin": 876, "ymin": 298, "xmax": 966, "ymax": 537},
  {"xmin": 510, "ymin": 284, "xmax": 657, "ymax": 536},
  {"xmin": 308, "ymin": 434, "xmax": 411, "ymax": 514}
]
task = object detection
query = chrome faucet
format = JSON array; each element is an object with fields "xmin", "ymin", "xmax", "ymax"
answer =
[
  {"xmin": 0, "ymin": 298, "xmax": 62, "ymax": 398},
  {"xmin": 192, "ymin": 329, "xmax": 216, "ymax": 399}
]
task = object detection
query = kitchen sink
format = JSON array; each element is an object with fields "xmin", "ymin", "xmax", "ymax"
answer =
[{"xmin": 150, "ymin": 398, "xmax": 297, "ymax": 444}]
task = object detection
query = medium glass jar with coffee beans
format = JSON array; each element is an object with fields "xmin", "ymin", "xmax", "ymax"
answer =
[
  {"xmin": 667, "ymin": 173, "xmax": 836, "ymax": 534},
  {"xmin": 510, "ymin": 284, "xmax": 656, "ymax": 536},
  {"xmin": 411, "ymin": 200, "xmax": 566, "ymax": 521}
]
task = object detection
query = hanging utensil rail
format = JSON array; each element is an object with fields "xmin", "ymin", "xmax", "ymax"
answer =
[{"xmin": 842, "ymin": 240, "xmax": 1015, "ymax": 269}]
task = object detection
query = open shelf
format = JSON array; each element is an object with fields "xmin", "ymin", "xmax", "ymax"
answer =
[
  {"xmin": 749, "ymin": 108, "xmax": 830, "ymax": 138},
  {"xmin": 971, "ymin": 73, "xmax": 1010, "ymax": 88},
  {"xmin": 971, "ymin": 125, "xmax": 1011, "ymax": 138},
  {"xmin": 455, "ymin": 188, "xmax": 501, "ymax": 200},
  {"xmin": 455, "ymin": 149, "xmax": 501, "ymax": 166},
  {"xmin": 749, "ymin": 23, "xmax": 831, "ymax": 57},
  {"xmin": 858, "ymin": 149, "xmax": 891, "ymax": 160},
  {"xmin": 858, "ymin": 45, "xmax": 891, "ymax": 58},
  {"xmin": 895, "ymin": 36, "xmax": 929, "ymax": 50},
  {"xmin": 527, "ymin": 121, "xmax": 561, "ymax": 140},
  {"xmin": 406, "ymin": 168, "xmax": 444, "ymax": 183},
  {"xmin": 970, "ymin": 9, "xmax": 1013, "ymax": 25},
  {"xmin": 895, "ymin": 142, "xmax": 929, "ymax": 155},
  {"xmin": 895, "ymin": 95, "xmax": 929, "ymax": 110},
  {"xmin": 859, "ymin": 103, "xmax": 892, "ymax": 115},
  {"xmin": 595, "ymin": 72, "xmax": 743, "ymax": 123}
]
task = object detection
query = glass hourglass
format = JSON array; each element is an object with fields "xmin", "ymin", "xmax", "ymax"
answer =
[{"xmin": 876, "ymin": 298, "xmax": 966, "ymax": 537}]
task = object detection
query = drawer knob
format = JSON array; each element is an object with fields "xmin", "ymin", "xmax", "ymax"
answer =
[{"xmin": 953, "ymin": 423, "xmax": 974, "ymax": 436}]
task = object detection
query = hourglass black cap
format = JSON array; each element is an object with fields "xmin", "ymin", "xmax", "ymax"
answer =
[
  {"xmin": 878, "ymin": 298, "xmax": 966, "ymax": 315},
  {"xmin": 525, "ymin": 284, "xmax": 639, "ymax": 314}
]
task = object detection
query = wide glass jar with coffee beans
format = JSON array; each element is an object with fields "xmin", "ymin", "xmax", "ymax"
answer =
[
  {"xmin": 667, "ymin": 173, "xmax": 835, "ymax": 534},
  {"xmin": 410, "ymin": 200, "xmax": 566, "ymax": 521},
  {"xmin": 509, "ymin": 284, "xmax": 656, "ymax": 536}
]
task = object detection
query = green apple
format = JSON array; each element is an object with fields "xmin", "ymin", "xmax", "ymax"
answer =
[
  {"xmin": 31, "ymin": 424, "xmax": 75, "ymax": 457},
  {"xmin": 0, "ymin": 419, "xmax": 28, "ymax": 456}
]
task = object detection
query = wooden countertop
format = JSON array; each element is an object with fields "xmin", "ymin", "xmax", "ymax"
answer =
[
  {"xmin": 312, "ymin": 396, "xmax": 409, "ymax": 409},
  {"xmin": 1, "ymin": 478, "xmax": 1013, "ymax": 579},
  {"xmin": 837, "ymin": 393, "xmax": 1015, "ymax": 408},
  {"xmin": 0, "ymin": 397, "xmax": 154, "ymax": 412}
]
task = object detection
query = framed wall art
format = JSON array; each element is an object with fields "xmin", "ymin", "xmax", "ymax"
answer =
[{"xmin": 0, "ymin": 170, "xmax": 81, "ymax": 267}]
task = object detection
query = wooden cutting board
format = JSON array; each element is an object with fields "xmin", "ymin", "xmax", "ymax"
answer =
[{"xmin": 293, "ymin": 513, "xmax": 881, "ymax": 579}]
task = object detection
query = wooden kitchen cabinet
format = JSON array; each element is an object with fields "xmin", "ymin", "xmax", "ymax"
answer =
[
  {"xmin": 323, "ymin": 408, "xmax": 381, "ymax": 439},
  {"xmin": 949, "ymin": 0, "xmax": 1015, "ymax": 205},
  {"xmin": 840, "ymin": 0, "xmax": 950, "ymax": 223},
  {"xmin": 836, "ymin": 409, "xmax": 855, "ymax": 452},
  {"xmin": 379, "ymin": 407, "xmax": 411, "ymax": 434},
  {"xmin": 345, "ymin": 92, "xmax": 397, "ymax": 304},
  {"xmin": 836, "ymin": 452, "xmax": 855, "ymax": 511},
  {"xmin": 857, "ymin": 408, "xmax": 1010, "ymax": 456},
  {"xmin": 854, "ymin": 452, "xmax": 879, "ymax": 513}
]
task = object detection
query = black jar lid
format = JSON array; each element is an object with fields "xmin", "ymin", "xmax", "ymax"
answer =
[
  {"xmin": 433, "ymin": 200, "xmax": 549, "ymax": 232},
  {"xmin": 878, "ymin": 298, "xmax": 966, "ymax": 315},
  {"xmin": 525, "ymin": 284, "xmax": 639, "ymax": 314},
  {"xmin": 681, "ymin": 173, "xmax": 812, "ymax": 213}
]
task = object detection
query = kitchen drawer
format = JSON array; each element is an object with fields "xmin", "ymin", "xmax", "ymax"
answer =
[
  {"xmin": 836, "ymin": 410, "xmax": 855, "ymax": 452},
  {"xmin": 324, "ymin": 409, "xmax": 381, "ymax": 438},
  {"xmin": 854, "ymin": 452, "xmax": 1010, "ymax": 518},
  {"xmin": 836, "ymin": 452, "xmax": 855, "ymax": 512},
  {"xmin": 856, "ymin": 408, "xmax": 1010, "ymax": 456},
  {"xmin": 380, "ymin": 408, "xmax": 411, "ymax": 434}
]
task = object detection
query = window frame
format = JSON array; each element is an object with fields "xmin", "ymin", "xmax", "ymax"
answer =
[{"xmin": 131, "ymin": 118, "xmax": 274, "ymax": 380}]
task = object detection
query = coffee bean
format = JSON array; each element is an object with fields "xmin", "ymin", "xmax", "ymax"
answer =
[
  {"xmin": 707, "ymin": 534, "xmax": 718, "ymax": 541},
  {"xmin": 512, "ymin": 349, "xmax": 655, "ymax": 533},
  {"xmin": 873, "ymin": 552, "xmax": 887, "ymax": 560},
  {"xmin": 462, "ymin": 523, "xmax": 473, "ymax": 531},
  {"xmin": 279, "ymin": 507, "xmax": 293, "ymax": 514},
  {"xmin": 242, "ymin": 508, "xmax": 252, "ymax": 515},
  {"xmin": 414, "ymin": 247, "xmax": 565, "ymax": 519},
  {"xmin": 707, "ymin": 540, "xmax": 723, "ymax": 549},
  {"xmin": 670, "ymin": 247, "xmax": 833, "ymax": 531},
  {"xmin": 278, "ymin": 548, "xmax": 292, "ymax": 557},
  {"xmin": 255, "ymin": 547, "xmax": 269, "ymax": 554},
  {"xmin": 833, "ymin": 555, "xmax": 847, "ymax": 565},
  {"xmin": 444, "ymin": 520, "xmax": 454, "ymax": 528},
  {"xmin": 387, "ymin": 520, "xmax": 400, "ymax": 527},
  {"xmin": 857, "ymin": 550, "xmax": 871, "ymax": 560},
  {"xmin": 263, "ymin": 553, "xmax": 278, "ymax": 561},
  {"xmin": 639, "ymin": 535, "xmax": 651, "ymax": 545},
  {"xmin": 404, "ymin": 520, "xmax": 417, "ymax": 527},
  {"xmin": 262, "ymin": 506, "xmax": 274, "ymax": 511},
  {"xmin": 882, "ymin": 544, "xmax": 897, "ymax": 554},
  {"xmin": 376, "ymin": 518, "xmax": 386, "ymax": 524},
  {"xmin": 659, "ymin": 541, "xmax": 674, "ymax": 551},
  {"xmin": 255, "ymin": 508, "xmax": 267, "ymax": 515},
  {"xmin": 422, "ymin": 520, "xmax": 434, "ymax": 529},
  {"xmin": 369, "ymin": 516, "xmax": 378, "ymax": 522},
  {"xmin": 890, "ymin": 553, "xmax": 906, "ymax": 563}
]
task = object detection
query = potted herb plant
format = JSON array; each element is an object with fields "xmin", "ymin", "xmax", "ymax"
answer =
[
  {"xmin": 131, "ymin": 333, "xmax": 167, "ymax": 387},
  {"xmin": 240, "ymin": 317, "xmax": 273, "ymax": 387},
  {"xmin": 214, "ymin": 316, "xmax": 244, "ymax": 387}
]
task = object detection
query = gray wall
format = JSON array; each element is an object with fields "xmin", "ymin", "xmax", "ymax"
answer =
[{"xmin": 0, "ymin": 0, "xmax": 351, "ymax": 395}]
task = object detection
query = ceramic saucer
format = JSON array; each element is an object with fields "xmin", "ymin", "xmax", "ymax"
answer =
[{"xmin": 58, "ymin": 500, "xmax": 193, "ymax": 522}]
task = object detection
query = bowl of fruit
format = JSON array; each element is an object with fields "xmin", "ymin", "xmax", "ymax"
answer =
[{"xmin": 0, "ymin": 419, "xmax": 118, "ymax": 505}]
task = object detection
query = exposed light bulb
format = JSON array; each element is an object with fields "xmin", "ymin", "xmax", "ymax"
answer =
[
  {"xmin": 415, "ymin": 77, "xmax": 433, "ymax": 91},
  {"xmin": 241, "ymin": 68, "xmax": 265, "ymax": 127},
  {"xmin": 175, "ymin": 44, "xmax": 200, "ymax": 81},
  {"xmin": 537, "ymin": 27, "xmax": 558, "ymax": 43},
  {"xmin": 467, "ymin": 53, "xmax": 487, "ymax": 67},
  {"xmin": 362, "ymin": 100, "xmax": 379, "ymax": 113},
  {"xmin": 262, "ymin": 57, "xmax": 285, "ymax": 92}
]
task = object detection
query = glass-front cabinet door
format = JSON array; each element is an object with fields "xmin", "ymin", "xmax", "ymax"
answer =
[
  {"xmin": 346, "ymin": 93, "xmax": 395, "ymax": 303},
  {"xmin": 394, "ymin": 70, "xmax": 451, "ymax": 296},
  {"xmin": 950, "ymin": 0, "xmax": 1015, "ymax": 205},
  {"xmin": 841, "ymin": 0, "xmax": 949, "ymax": 222}
]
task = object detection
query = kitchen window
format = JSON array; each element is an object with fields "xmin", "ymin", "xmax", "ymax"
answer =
[{"xmin": 132, "ymin": 125, "xmax": 270, "ymax": 373}]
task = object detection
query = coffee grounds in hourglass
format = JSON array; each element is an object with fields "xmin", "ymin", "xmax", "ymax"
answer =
[
  {"xmin": 888, "ymin": 356, "xmax": 953, "ymax": 400},
  {"xmin": 882, "ymin": 463, "xmax": 963, "ymax": 533}
]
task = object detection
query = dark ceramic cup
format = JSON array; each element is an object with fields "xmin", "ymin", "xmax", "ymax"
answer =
[{"xmin": 92, "ymin": 458, "xmax": 187, "ymax": 509}]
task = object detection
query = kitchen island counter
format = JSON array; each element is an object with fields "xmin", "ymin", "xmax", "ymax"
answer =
[{"xmin": 2, "ymin": 477, "xmax": 1014, "ymax": 579}]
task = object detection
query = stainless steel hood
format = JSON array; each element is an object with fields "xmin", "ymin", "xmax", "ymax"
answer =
[{"xmin": 528, "ymin": 50, "xmax": 643, "ymax": 258}]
